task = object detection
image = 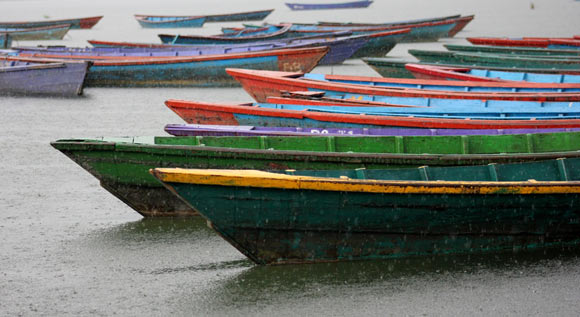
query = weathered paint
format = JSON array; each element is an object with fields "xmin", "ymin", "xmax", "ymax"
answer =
[
  {"xmin": 0, "ymin": 58, "xmax": 90, "ymax": 96},
  {"xmin": 409, "ymin": 49, "xmax": 580, "ymax": 70},
  {"xmin": 166, "ymin": 100, "xmax": 580, "ymax": 129},
  {"xmin": 445, "ymin": 44, "xmax": 580, "ymax": 57},
  {"xmin": 467, "ymin": 36, "xmax": 580, "ymax": 48},
  {"xmin": 225, "ymin": 68, "xmax": 580, "ymax": 104},
  {"xmin": 158, "ymin": 24, "xmax": 292, "ymax": 45},
  {"xmin": 204, "ymin": 9, "xmax": 274, "ymax": 22},
  {"xmin": 0, "ymin": 24, "xmax": 71, "ymax": 41},
  {"xmin": 51, "ymin": 132, "xmax": 580, "ymax": 217},
  {"xmin": 11, "ymin": 47, "xmax": 327, "ymax": 87},
  {"xmin": 134, "ymin": 15, "xmax": 206, "ymax": 28},
  {"xmin": 0, "ymin": 16, "xmax": 102, "ymax": 29},
  {"xmin": 151, "ymin": 160, "xmax": 580, "ymax": 264}
]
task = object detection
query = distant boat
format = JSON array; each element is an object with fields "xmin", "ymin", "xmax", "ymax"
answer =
[
  {"xmin": 134, "ymin": 9, "xmax": 274, "ymax": 28},
  {"xmin": 0, "ymin": 16, "xmax": 102, "ymax": 29},
  {"xmin": 0, "ymin": 24, "xmax": 71, "ymax": 41},
  {"xmin": 467, "ymin": 36, "xmax": 580, "ymax": 49},
  {"xmin": 159, "ymin": 24, "xmax": 293, "ymax": 45},
  {"xmin": 0, "ymin": 57, "xmax": 90, "ymax": 96},
  {"xmin": 151, "ymin": 157, "xmax": 580, "ymax": 265},
  {"xmin": 285, "ymin": 0, "xmax": 373, "ymax": 10}
]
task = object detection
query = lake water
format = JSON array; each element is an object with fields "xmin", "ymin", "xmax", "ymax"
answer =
[{"xmin": 2, "ymin": 0, "xmax": 580, "ymax": 315}]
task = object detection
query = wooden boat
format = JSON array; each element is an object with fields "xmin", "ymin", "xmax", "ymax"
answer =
[
  {"xmin": 0, "ymin": 24, "xmax": 71, "ymax": 41},
  {"xmin": 134, "ymin": 9, "xmax": 273, "ymax": 28},
  {"xmin": 0, "ymin": 33, "xmax": 11, "ymax": 49},
  {"xmin": 0, "ymin": 16, "xmax": 102, "ymax": 29},
  {"xmin": 158, "ymin": 24, "xmax": 293, "ymax": 45},
  {"xmin": 287, "ymin": 19, "xmax": 457, "ymax": 43},
  {"xmin": 134, "ymin": 15, "xmax": 206, "ymax": 28},
  {"xmin": 408, "ymin": 50, "xmax": 580, "ymax": 71},
  {"xmin": 445, "ymin": 44, "xmax": 580, "ymax": 57},
  {"xmin": 164, "ymin": 123, "xmax": 580, "ymax": 137},
  {"xmin": 317, "ymin": 14, "xmax": 474, "ymax": 37},
  {"xmin": 224, "ymin": 68, "xmax": 580, "ymax": 104},
  {"xmin": 51, "ymin": 132, "xmax": 580, "ymax": 217},
  {"xmin": 7, "ymin": 47, "xmax": 328, "ymax": 87},
  {"xmin": 294, "ymin": 71, "xmax": 580, "ymax": 92},
  {"xmin": 285, "ymin": 0, "xmax": 373, "ymax": 10},
  {"xmin": 23, "ymin": 31, "xmax": 382, "ymax": 65},
  {"xmin": 362, "ymin": 58, "xmax": 580, "ymax": 79},
  {"xmin": 150, "ymin": 157, "xmax": 580, "ymax": 265},
  {"xmin": 467, "ymin": 36, "xmax": 580, "ymax": 48},
  {"xmin": 0, "ymin": 57, "xmax": 90, "ymax": 96},
  {"xmin": 405, "ymin": 63, "xmax": 580, "ymax": 83},
  {"xmin": 165, "ymin": 100, "xmax": 580, "ymax": 129}
]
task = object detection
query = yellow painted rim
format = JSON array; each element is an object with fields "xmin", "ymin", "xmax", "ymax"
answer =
[{"xmin": 151, "ymin": 168, "xmax": 580, "ymax": 195}]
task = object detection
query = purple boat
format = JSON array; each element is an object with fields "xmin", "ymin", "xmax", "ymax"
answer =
[
  {"xmin": 164, "ymin": 124, "xmax": 580, "ymax": 137},
  {"xmin": 17, "ymin": 31, "xmax": 371, "ymax": 65},
  {"xmin": 285, "ymin": 0, "xmax": 373, "ymax": 10},
  {"xmin": 0, "ymin": 57, "xmax": 90, "ymax": 96}
]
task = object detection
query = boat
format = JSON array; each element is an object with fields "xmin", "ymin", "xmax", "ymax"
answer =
[
  {"xmin": 362, "ymin": 58, "xmax": 580, "ymax": 79},
  {"xmin": 150, "ymin": 157, "xmax": 580, "ymax": 265},
  {"xmin": 0, "ymin": 33, "xmax": 11, "ymax": 49},
  {"xmin": 51, "ymin": 132, "xmax": 580, "ymax": 217},
  {"xmin": 21, "ymin": 30, "xmax": 394, "ymax": 65},
  {"xmin": 0, "ymin": 16, "xmax": 103, "ymax": 29},
  {"xmin": 289, "ymin": 71, "xmax": 580, "ymax": 92},
  {"xmin": 408, "ymin": 49, "xmax": 580, "ymax": 71},
  {"xmin": 224, "ymin": 68, "xmax": 580, "ymax": 104},
  {"xmin": 445, "ymin": 44, "xmax": 580, "ymax": 57},
  {"xmin": 164, "ymin": 123, "xmax": 580, "ymax": 137},
  {"xmin": 7, "ymin": 46, "xmax": 328, "ymax": 87},
  {"xmin": 285, "ymin": 0, "xmax": 373, "ymax": 10},
  {"xmin": 134, "ymin": 15, "xmax": 206, "ymax": 28},
  {"xmin": 165, "ymin": 99, "xmax": 580, "ymax": 129},
  {"xmin": 134, "ymin": 9, "xmax": 273, "ymax": 28},
  {"xmin": 0, "ymin": 24, "xmax": 71, "ymax": 41},
  {"xmin": 467, "ymin": 36, "xmax": 580, "ymax": 48},
  {"xmin": 158, "ymin": 24, "xmax": 293, "ymax": 45},
  {"xmin": 0, "ymin": 57, "xmax": 90, "ymax": 96},
  {"xmin": 404, "ymin": 63, "xmax": 580, "ymax": 83},
  {"xmin": 317, "ymin": 14, "xmax": 474, "ymax": 37}
]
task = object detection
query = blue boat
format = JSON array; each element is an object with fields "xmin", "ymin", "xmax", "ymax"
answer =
[
  {"xmin": 285, "ymin": 0, "xmax": 373, "ymax": 10},
  {"xmin": 18, "ymin": 32, "xmax": 366, "ymax": 65},
  {"xmin": 134, "ymin": 15, "xmax": 206, "ymax": 28},
  {"xmin": 204, "ymin": 9, "xmax": 274, "ymax": 23},
  {"xmin": 0, "ymin": 33, "xmax": 11, "ymax": 48},
  {"xmin": 9, "ymin": 46, "xmax": 328, "ymax": 87},
  {"xmin": 0, "ymin": 16, "xmax": 102, "ymax": 29},
  {"xmin": 158, "ymin": 24, "xmax": 293, "ymax": 45},
  {"xmin": 0, "ymin": 57, "xmax": 90, "ymax": 96}
]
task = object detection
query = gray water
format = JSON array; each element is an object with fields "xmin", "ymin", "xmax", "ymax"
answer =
[{"xmin": 2, "ymin": 0, "xmax": 580, "ymax": 315}]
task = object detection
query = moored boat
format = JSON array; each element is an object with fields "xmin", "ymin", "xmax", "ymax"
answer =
[
  {"xmin": 467, "ymin": 36, "xmax": 580, "ymax": 48},
  {"xmin": 164, "ymin": 123, "xmax": 580, "ymax": 137},
  {"xmin": 134, "ymin": 9, "xmax": 273, "ymax": 28},
  {"xmin": 225, "ymin": 68, "xmax": 580, "ymax": 104},
  {"xmin": 0, "ymin": 16, "xmax": 102, "ymax": 29},
  {"xmin": 151, "ymin": 157, "xmax": 580, "ymax": 265},
  {"xmin": 0, "ymin": 57, "xmax": 90, "ymax": 96},
  {"xmin": 285, "ymin": 0, "xmax": 373, "ymax": 10},
  {"xmin": 408, "ymin": 49, "xmax": 580, "ymax": 71},
  {"xmin": 0, "ymin": 24, "xmax": 71, "ymax": 41},
  {"xmin": 362, "ymin": 58, "xmax": 580, "ymax": 79},
  {"xmin": 404, "ymin": 63, "xmax": 580, "ymax": 83},
  {"xmin": 159, "ymin": 24, "xmax": 293, "ymax": 45},
  {"xmin": 204, "ymin": 9, "xmax": 274, "ymax": 22},
  {"xmin": 165, "ymin": 99, "xmax": 580, "ymax": 129},
  {"xmin": 445, "ymin": 44, "xmax": 580, "ymax": 57},
  {"xmin": 7, "ymin": 46, "xmax": 328, "ymax": 87},
  {"xmin": 51, "ymin": 132, "xmax": 580, "ymax": 217}
]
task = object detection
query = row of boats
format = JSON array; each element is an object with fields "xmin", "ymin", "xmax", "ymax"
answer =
[{"xmin": 6, "ymin": 11, "xmax": 580, "ymax": 265}]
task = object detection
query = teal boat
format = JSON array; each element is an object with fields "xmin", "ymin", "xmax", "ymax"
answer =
[
  {"xmin": 445, "ymin": 44, "xmax": 580, "ymax": 57},
  {"xmin": 151, "ymin": 157, "xmax": 580, "ymax": 265}
]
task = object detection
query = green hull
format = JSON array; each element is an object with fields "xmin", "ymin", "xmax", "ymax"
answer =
[
  {"xmin": 363, "ymin": 58, "xmax": 580, "ymax": 78},
  {"xmin": 164, "ymin": 180, "xmax": 580, "ymax": 265},
  {"xmin": 52, "ymin": 133, "xmax": 580, "ymax": 217},
  {"xmin": 409, "ymin": 50, "xmax": 580, "ymax": 70},
  {"xmin": 445, "ymin": 44, "xmax": 580, "ymax": 57}
]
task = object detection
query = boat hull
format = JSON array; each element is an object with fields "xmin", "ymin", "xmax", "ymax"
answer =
[
  {"xmin": 1, "ymin": 24, "xmax": 71, "ymax": 40},
  {"xmin": 51, "ymin": 132, "xmax": 580, "ymax": 217},
  {"xmin": 285, "ymin": 0, "xmax": 373, "ymax": 10},
  {"xmin": 0, "ymin": 16, "xmax": 102, "ymax": 29},
  {"xmin": 161, "ymin": 180, "xmax": 580, "ymax": 264},
  {"xmin": 0, "ymin": 59, "xmax": 89, "ymax": 96}
]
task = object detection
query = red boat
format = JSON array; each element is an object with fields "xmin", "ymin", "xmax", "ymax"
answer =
[
  {"xmin": 467, "ymin": 36, "xmax": 580, "ymax": 48},
  {"xmin": 225, "ymin": 68, "xmax": 580, "ymax": 103},
  {"xmin": 165, "ymin": 99, "xmax": 580, "ymax": 130}
]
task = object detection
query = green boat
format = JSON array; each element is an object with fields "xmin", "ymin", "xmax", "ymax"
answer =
[
  {"xmin": 52, "ymin": 133, "xmax": 580, "ymax": 217},
  {"xmin": 408, "ymin": 50, "xmax": 580, "ymax": 71},
  {"xmin": 445, "ymin": 44, "xmax": 580, "ymax": 57},
  {"xmin": 151, "ymin": 157, "xmax": 580, "ymax": 265},
  {"xmin": 362, "ymin": 57, "xmax": 580, "ymax": 79}
]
